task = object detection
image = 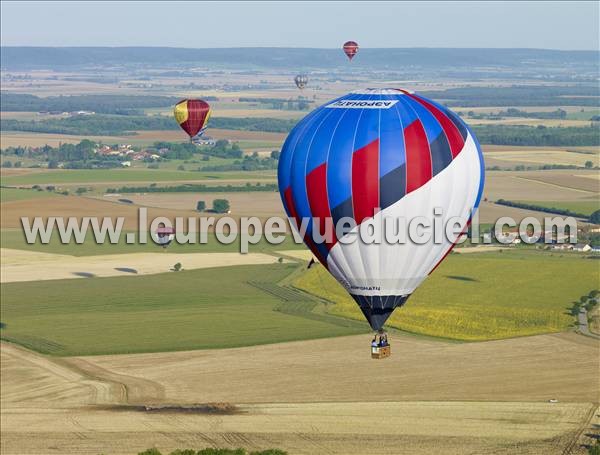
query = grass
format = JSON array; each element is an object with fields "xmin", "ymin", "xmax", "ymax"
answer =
[
  {"xmin": 0, "ymin": 228, "xmax": 305, "ymax": 256},
  {"xmin": 1, "ymin": 168, "xmax": 276, "ymax": 185},
  {"xmin": 0, "ymin": 187, "xmax": 59, "ymax": 203},
  {"xmin": 293, "ymin": 249, "xmax": 598, "ymax": 341},
  {"xmin": 566, "ymin": 108, "xmax": 600, "ymax": 120},
  {"xmin": 516, "ymin": 200, "xmax": 600, "ymax": 216},
  {"xmin": 0, "ymin": 263, "xmax": 365, "ymax": 356}
]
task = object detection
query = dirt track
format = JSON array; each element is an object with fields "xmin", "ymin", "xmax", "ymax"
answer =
[{"xmin": 1, "ymin": 331, "xmax": 599, "ymax": 455}]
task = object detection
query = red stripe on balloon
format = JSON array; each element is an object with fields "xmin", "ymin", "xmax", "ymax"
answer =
[
  {"xmin": 408, "ymin": 94, "xmax": 465, "ymax": 158},
  {"xmin": 306, "ymin": 163, "xmax": 335, "ymax": 250},
  {"xmin": 404, "ymin": 120, "xmax": 432, "ymax": 194},
  {"xmin": 284, "ymin": 185, "xmax": 327, "ymax": 266},
  {"xmin": 186, "ymin": 100, "xmax": 203, "ymax": 137},
  {"xmin": 283, "ymin": 186, "xmax": 299, "ymax": 223},
  {"xmin": 352, "ymin": 139, "xmax": 380, "ymax": 224}
]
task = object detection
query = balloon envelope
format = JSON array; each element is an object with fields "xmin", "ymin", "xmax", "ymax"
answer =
[
  {"xmin": 174, "ymin": 99, "xmax": 211, "ymax": 138},
  {"xmin": 294, "ymin": 74, "xmax": 308, "ymax": 89},
  {"xmin": 277, "ymin": 89, "xmax": 484, "ymax": 330},
  {"xmin": 343, "ymin": 41, "xmax": 359, "ymax": 60}
]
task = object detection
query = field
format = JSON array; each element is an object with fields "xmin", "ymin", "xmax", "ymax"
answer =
[
  {"xmin": 2, "ymin": 55, "xmax": 600, "ymax": 455},
  {"xmin": 0, "ymin": 127, "xmax": 286, "ymax": 149},
  {"xmin": 0, "ymin": 168, "xmax": 276, "ymax": 185},
  {"xmin": 293, "ymin": 250, "xmax": 599, "ymax": 340},
  {"xmin": 107, "ymin": 191, "xmax": 285, "ymax": 218},
  {"xmin": 0, "ymin": 263, "xmax": 365, "ymax": 356},
  {"xmin": 0, "ymin": 187, "xmax": 59, "ymax": 203},
  {"xmin": 1, "ymin": 333, "xmax": 598, "ymax": 455},
  {"xmin": 482, "ymin": 145, "xmax": 600, "ymax": 168},
  {"xmin": 0, "ymin": 248, "xmax": 285, "ymax": 283},
  {"xmin": 517, "ymin": 200, "xmax": 600, "ymax": 216},
  {"xmin": 483, "ymin": 170, "xmax": 599, "ymax": 202}
]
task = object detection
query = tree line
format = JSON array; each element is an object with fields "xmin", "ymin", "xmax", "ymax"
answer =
[
  {"xmin": 0, "ymin": 92, "xmax": 181, "ymax": 115},
  {"xmin": 495, "ymin": 199, "xmax": 589, "ymax": 219},
  {"xmin": 470, "ymin": 125, "xmax": 599, "ymax": 147},
  {"xmin": 2, "ymin": 114, "xmax": 598, "ymax": 147},
  {"xmin": 0, "ymin": 115, "xmax": 297, "ymax": 135},
  {"xmin": 106, "ymin": 183, "xmax": 278, "ymax": 194},
  {"xmin": 199, "ymin": 151, "xmax": 279, "ymax": 172},
  {"xmin": 420, "ymin": 85, "xmax": 600, "ymax": 107}
]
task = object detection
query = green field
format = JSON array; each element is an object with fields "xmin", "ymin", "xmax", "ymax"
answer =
[
  {"xmin": 0, "ymin": 187, "xmax": 59, "ymax": 203},
  {"xmin": 0, "ymin": 229, "xmax": 305, "ymax": 256},
  {"xmin": 1, "ymin": 169, "xmax": 276, "ymax": 185},
  {"xmin": 0, "ymin": 263, "xmax": 366, "ymax": 356},
  {"xmin": 517, "ymin": 200, "xmax": 600, "ymax": 216},
  {"xmin": 566, "ymin": 108, "xmax": 600, "ymax": 120},
  {"xmin": 293, "ymin": 250, "xmax": 598, "ymax": 341}
]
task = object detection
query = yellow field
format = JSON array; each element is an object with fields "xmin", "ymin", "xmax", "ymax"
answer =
[
  {"xmin": 467, "ymin": 117, "xmax": 590, "ymax": 127},
  {"xmin": 0, "ymin": 248, "xmax": 283, "ymax": 283},
  {"xmin": 483, "ymin": 170, "xmax": 599, "ymax": 201},
  {"xmin": 1, "ymin": 332, "xmax": 598, "ymax": 455},
  {"xmin": 484, "ymin": 148, "xmax": 600, "ymax": 167}
]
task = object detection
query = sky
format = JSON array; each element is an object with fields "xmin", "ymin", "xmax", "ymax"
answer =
[{"xmin": 1, "ymin": 1, "xmax": 598, "ymax": 50}]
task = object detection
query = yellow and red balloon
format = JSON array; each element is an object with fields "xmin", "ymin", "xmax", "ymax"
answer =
[{"xmin": 174, "ymin": 99, "xmax": 211, "ymax": 139}]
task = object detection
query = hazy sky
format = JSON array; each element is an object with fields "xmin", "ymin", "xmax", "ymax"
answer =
[{"xmin": 1, "ymin": 1, "xmax": 598, "ymax": 50}]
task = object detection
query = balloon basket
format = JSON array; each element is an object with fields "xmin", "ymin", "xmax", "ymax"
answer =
[{"xmin": 371, "ymin": 345, "xmax": 391, "ymax": 359}]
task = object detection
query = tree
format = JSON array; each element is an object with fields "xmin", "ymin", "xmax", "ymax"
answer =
[
  {"xmin": 48, "ymin": 159, "xmax": 59, "ymax": 169},
  {"xmin": 177, "ymin": 164, "xmax": 185, "ymax": 171},
  {"xmin": 2, "ymin": 160, "xmax": 12, "ymax": 168},
  {"xmin": 590, "ymin": 210, "xmax": 600, "ymax": 225},
  {"xmin": 585, "ymin": 160, "xmax": 593, "ymax": 168},
  {"xmin": 196, "ymin": 200, "xmax": 206, "ymax": 212},
  {"xmin": 213, "ymin": 199, "xmax": 230, "ymax": 213},
  {"xmin": 173, "ymin": 263, "xmax": 182, "ymax": 272},
  {"xmin": 138, "ymin": 449, "xmax": 162, "ymax": 455},
  {"xmin": 270, "ymin": 150, "xmax": 280, "ymax": 160},
  {"xmin": 75, "ymin": 187, "xmax": 88, "ymax": 195}
]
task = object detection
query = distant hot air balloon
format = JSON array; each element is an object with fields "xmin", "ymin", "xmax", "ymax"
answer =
[
  {"xmin": 174, "ymin": 99, "xmax": 211, "ymax": 140},
  {"xmin": 154, "ymin": 226, "xmax": 175, "ymax": 249},
  {"xmin": 294, "ymin": 74, "xmax": 308, "ymax": 90},
  {"xmin": 278, "ymin": 89, "xmax": 484, "ymax": 336},
  {"xmin": 343, "ymin": 41, "xmax": 359, "ymax": 61}
]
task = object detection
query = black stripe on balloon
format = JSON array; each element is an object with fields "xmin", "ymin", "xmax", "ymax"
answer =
[
  {"xmin": 429, "ymin": 132, "xmax": 453, "ymax": 177},
  {"xmin": 440, "ymin": 107, "xmax": 468, "ymax": 140},
  {"xmin": 379, "ymin": 164, "xmax": 406, "ymax": 210},
  {"xmin": 331, "ymin": 197, "xmax": 354, "ymax": 229}
]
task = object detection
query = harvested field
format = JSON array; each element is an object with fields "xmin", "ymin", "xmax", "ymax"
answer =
[
  {"xmin": 110, "ymin": 192, "xmax": 285, "ymax": 218},
  {"xmin": 516, "ymin": 173, "xmax": 600, "ymax": 193},
  {"xmin": 0, "ymin": 194, "xmax": 200, "ymax": 230},
  {"xmin": 0, "ymin": 248, "xmax": 281, "ymax": 283},
  {"xmin": 1, "ymin": 334, "xmax": 598, "ymax": 455},
  {"xmin": 484, "ymin": 170, "xmax": 599, "ymax": 201},
  {"xmin": 77, "ymin": 332, "xmax": 599, "ymax": 404},
  {"xmin": 484, "ymin": 148, "xmax": 599, "ymax": 168}
]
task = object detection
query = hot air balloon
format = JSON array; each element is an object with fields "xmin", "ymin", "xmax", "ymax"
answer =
[
  {"xmin": 277, "ymin": 89, "xmax": 484, "ymax": 347},
  {"xmin": 154, "ymin": 226, "xmax": 175, "ymax": 248},
  {"xmin": 294, "ymin": 74, "xmax": 308, "ymax": 90},
  {"xmin": 174, "ymin": 99, "xmax": 211, "ymax": 140},
  {"xmin": 343, "ymin": 41, "xmax": 359, "ymax": 60}
]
